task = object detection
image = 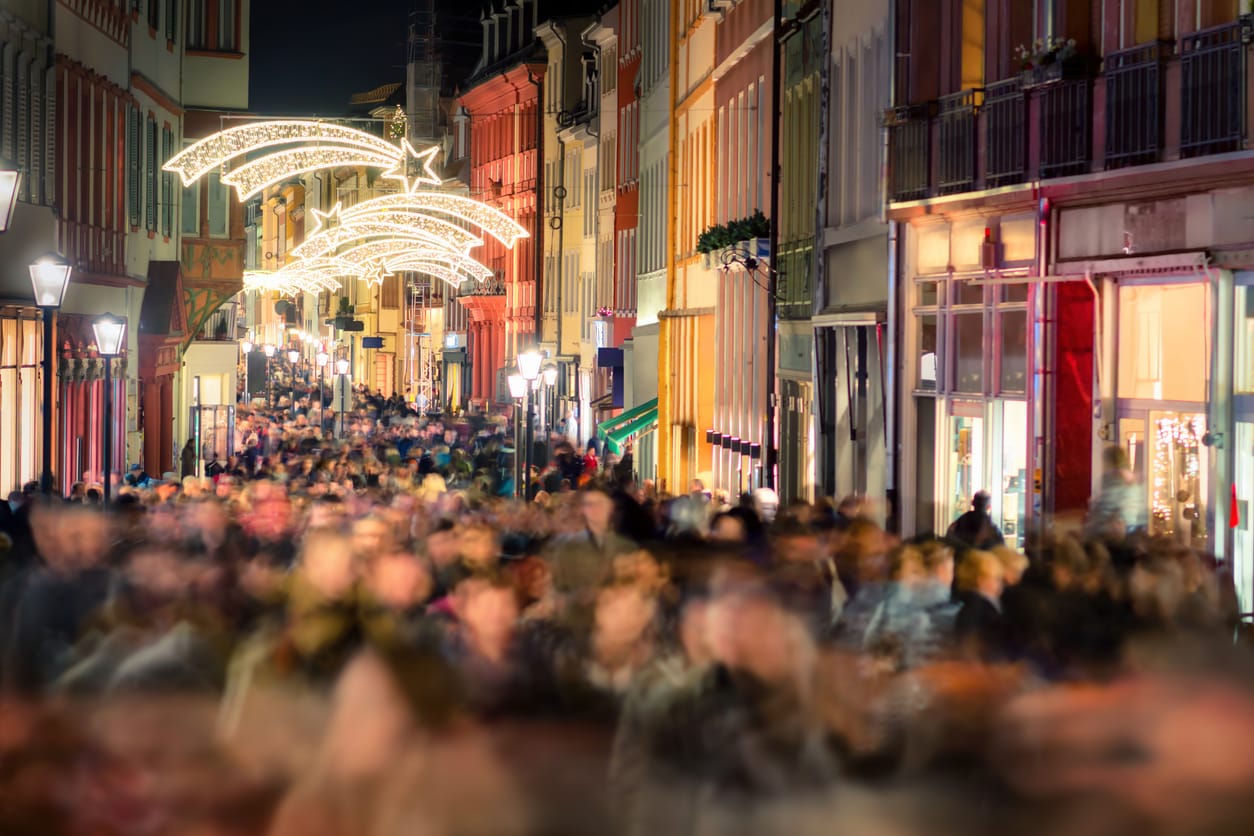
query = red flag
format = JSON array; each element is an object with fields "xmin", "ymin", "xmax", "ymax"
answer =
[{"xmin": 1232, "ymin": 484, "xmax": 1240, "ymax": 529}]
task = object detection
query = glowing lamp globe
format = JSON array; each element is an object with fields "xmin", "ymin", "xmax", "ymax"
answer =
[
  {"xmin": 287, "ymin": 349, "xmax": 300, "ymax": 364},
  {"xmin": 336, "ymin": 358, "xmax": 350, "ymax": 375},
  {"xmin": 517, "ymin": 350, "xmax": 543, "ymax": 382},
  {"xmin": 241, "ymin": 339, "xmax": 253, "ymax": 355},
  {"xmin": 316, "ymin": 351, "xmax": 329, "ymax": 368},
  {"xmin": 28, "ymin": 253, "xmax": 72, "ymax": 308},
  {"xmin": 263, "ymin": 343, "xmax": 276, "ymax": 358},
  {"xmin": 92, "ymin": 313, "xmax": 126, "ymax": 357},
  {"xmin": 542, "ymin": 365, "xmax": 558, "ymax": 387}
]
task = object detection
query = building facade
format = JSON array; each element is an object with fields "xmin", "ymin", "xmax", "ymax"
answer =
[{"xmin": 886, "ymin": 0, "xmax": 1254, "ymax": 601}]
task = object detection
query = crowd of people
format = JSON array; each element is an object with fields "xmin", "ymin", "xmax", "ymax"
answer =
[{"xmin": 2, "ymin": 387, "xmax": 1254, "ymax": 835}]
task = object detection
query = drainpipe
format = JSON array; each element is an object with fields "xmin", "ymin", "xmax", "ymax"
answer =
[
  {"xmin": 762, "ymin": 0, "xmax": 783, "ymax": 490},
  {"xmin": 884, "ymin": 0, "xmax": 898, "ymax": 527},
  {"xmin": 553, "ymin": 25, "xmax": 569, "ymax": 415},
  {"xmin": 658, "ymin": 0, "xmax": 680, "ymax": 491},
  {"xmin": 526, "ymin": 68, "xmax": 544, "ymax": 348}
]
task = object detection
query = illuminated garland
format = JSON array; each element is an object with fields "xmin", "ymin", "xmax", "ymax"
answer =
[
  {"xmin": 223, "ymin": 148, "xmax": 402, "ymax": 200},
  {"xmin": 336, "ymin": 193, "xmax": 528, "ymax": 247}
]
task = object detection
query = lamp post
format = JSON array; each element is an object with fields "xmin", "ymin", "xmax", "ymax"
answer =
[
  {"xmin": 29, "ymin": 253, "xmax": 72, "ymax": 495},
  {"xmin": 0, "ymin": 157, "xmax": 23, "ymax": 233},
  {"xmin": 92, "ymin": 313, "xmax": 126, "ymax": 506},
  {"xmin": 240, "ymin": 339, "xmax": 253, "ymax": 405},
  {"xmin": 541, "ymin": 363, "xmax": 557, "ymax": 471},
  {"xmin": 263, "ymin": 343, "xmax": 276, "ymax": 410},
  {"xmin": 517, "ymin": 351, "xmax": 542, "ymax": 498},
  {"xmin": 336, "ymin": 357, "xmax": 350, "ymax": 438},
  {"xmin": 287, "ymin": 348, "xmax": 300, "ymax": 419},
  {"xmin": 316, "ymin": 350, "xmax": 329, "ymax": 432},
  {"xmin": 507, "ymin": 372, "xmax": 528, "ymax": 498}
]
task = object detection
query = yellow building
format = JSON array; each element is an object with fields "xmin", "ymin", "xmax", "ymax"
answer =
[{"xmin": 658, "ymin": 0, "xmax": 718, "ymax": 492}]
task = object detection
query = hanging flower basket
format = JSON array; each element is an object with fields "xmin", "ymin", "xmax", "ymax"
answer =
[{"xmin": 1016, "ymin": 37, "xmax": 1083, "ymax": 88}]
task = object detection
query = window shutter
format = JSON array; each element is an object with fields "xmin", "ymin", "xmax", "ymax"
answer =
[
  {"xmin": 161, "ymin": 127, "xmax": 173, "ymax": 236},
  {"xmin": 145, "ymin": 117, "xmax": 157, "ymax": 231},
  {"xmin": 28, "ymin": 59, "xmax": 40, "ymax": 205},
  {"xmin": 43, "ymin": 66, "xmax": 54, "ymax": 207},
  {"xmin": 127, "ymin": 107, "xmax": 139, "ymax": 227}
]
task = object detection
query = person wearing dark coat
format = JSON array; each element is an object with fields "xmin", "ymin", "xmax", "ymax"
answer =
[
  {"xmin": 954, "ymin": 550, "xmax": 1010, "ymax": 662},
  {"xmin": 946, "ymin": 491, "xmax": 1005, "ymax": 551}
]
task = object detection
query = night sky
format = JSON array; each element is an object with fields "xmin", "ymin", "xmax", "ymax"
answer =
[{"xmin": 248, "ymin": 0, "xmax": 483, "ymax": 116}]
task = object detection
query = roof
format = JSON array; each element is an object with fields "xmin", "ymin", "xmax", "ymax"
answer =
[
  {"xmin": 139, "ymin": 261, "xmax": 185, "ymax": 338},
  {"xmin": 349, "ymin": 83, "xmax": 404, "ymax": 106}
]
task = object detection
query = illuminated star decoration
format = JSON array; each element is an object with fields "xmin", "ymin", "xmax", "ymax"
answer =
[{"xmin": 165, "ymin": 119, "xmax": 529, "ymax": 291}]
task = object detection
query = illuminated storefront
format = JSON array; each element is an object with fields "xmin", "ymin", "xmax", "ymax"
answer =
[{"xmin": 0, "ymin": 310, "xmax": 46, "ymax": 493}]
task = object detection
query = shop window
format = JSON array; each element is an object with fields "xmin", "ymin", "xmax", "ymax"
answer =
[
  {"xmin": 1148, "ymin": 411, "xmax": 1208, "ymax": 545},
  {"xmin": 995, "ymin": 400, "xmax": 1029, "ymax": 547},
  {"xmin": 918, "ymin": 313, "xmax": 938, "ymax": 391},
  {"xmin": 952, "ymin": 311, "xmax": 984, "ymax": 393},
  {"xmin": 999, "ymin": 310, "xmax": 1028, "ymax": 393},
  {"xmin": 947, "ymin": 410, "xmax": 985, "ymax": 523},
  {"xmin": 1236, "ymin": 286, "xmax": 1254, "ymax": 394},
  {"xmin": 954, "ymin": 279, "xmax": 984, "ymax": 306},
  {"xmin": 918, "ymin": 280, "xmax": 939, "ymax": 306},
  {"xmin": 1117, "ymin": 283, "xmax": 1208, "ymax": 403}
]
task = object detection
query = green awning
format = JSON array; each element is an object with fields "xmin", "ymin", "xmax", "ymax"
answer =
[
  {"xmin": 596, "ymin": 397, "xmax": 657, "ymax": 442},
  {"xmin": 599, "ymin": 398, "xmax": 658, "ymax": 455}
]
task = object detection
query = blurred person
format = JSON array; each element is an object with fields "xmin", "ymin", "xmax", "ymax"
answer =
[
  {"xmin": 1085, "ymin": 444, "xmax": 1145, "ymax": 541},
  {"xmin": 946, "ymin": 491, "xmax": 1004, "ymax": 551},
  {"xmin": 358, "ymin": 550, "xmax": 434, "ymax": 649},
  {"xmin": 954, "ymin": 550, "xmax": 1008, "ymax": 662},
  {"xmin": 546, "ymin": 484, "xmax": 637, "ymax": 598}
]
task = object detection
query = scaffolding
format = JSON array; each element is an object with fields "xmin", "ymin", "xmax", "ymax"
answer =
[
  {"xmin": 407, "ymin": 0, "xmax": 441, "ymax": 144},
  {"xmin": 406, "ymin": 274, "xmax": 439, "ymax": 410}
]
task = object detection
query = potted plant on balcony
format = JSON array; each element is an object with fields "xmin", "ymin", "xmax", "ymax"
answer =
[
  {"xmin": 697, "ymin": 210, "xmax": 771, "ymax": 270},
  {"xmin": 1016, "ymin": 37, "xmax": 1082, "ymax": 88}
]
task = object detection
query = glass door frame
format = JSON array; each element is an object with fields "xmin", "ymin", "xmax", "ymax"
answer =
[{"xmin": 935, "ymin": 396, "xmax": 1030, "ymax": 546}]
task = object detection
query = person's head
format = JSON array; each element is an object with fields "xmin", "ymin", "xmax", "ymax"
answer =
[
  {"xmin": 840, "ymin": 517, "xmax": 890, "ymax": 583},
  {"xmin": 770, "ymin": 518, "xmax": 822, "ymax": 565},
  {"xmin": 454, "ymin": 574, "xmax": 518, "ymax": 646},
  {"xmin": 366, "ymin": 551, "xmax": 433, "ymax": 611},
  {"xmin": 352, "ymin": 515, "xmax": 393, "ymax": 561},
  {"xmin": 593, "ymin": 581, "xmax": 658, "ymax": 649},
  {"xmin": 298, "ymin": 529, "xmax": 357, "ymax": 600},
  {"xmin": 1103, "ymin": 444, "xmax": 1131, "ymax": 474},
  {"xmin": 919, "ymin": 541, "xmax": 955, "ymax": 588},
  {"xmin": 710, "ymin": 511, "xmax": 747, "ymax": 543},
  {"xmin": 957, "ymin": 550, "xmax": 1005, "ymax": 601},
  {"xmin": 971, "ymin": 491, "xmax": 991, "ymax": 515},
  {"xmin": 579, "ymin": 485, "xmax": 615, "ymax": 534},
  {"xmin": 991, "ymin": 545, "xmax": 1029, "ymax": 586},
  {"xmin": 458, "ymin": 520, "xmax": 499, "ymax": 571},
  {"xmin": 888, "ymin": 544, "xmax": 926, "ymax": 585}
]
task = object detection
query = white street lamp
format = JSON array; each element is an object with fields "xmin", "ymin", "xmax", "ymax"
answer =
[
  {"xmin": 287, "ymin": 349, "xmax": 300, "ymax": 364},
  {"xmin": 241, "ymin": 339, "xmax": 253, "ymax": 355},
  {"xmin": 29, "ymin": 253, "xmax": 72, "ymax": 494},
  {"xmin": 517, "ymin": 350, "xmax": 543, "ymax": 382},
  {"xmin": 263, "ymin": 343, "xmax": 276, "ymax": 358},
  {"xmin": 542, "ymin": 365, "xmax": 558, "ymax": 387},
  {"xmin": 507, "ymin": 372, "xmax": 527, "ymax": 399},
  {"xmin": 0, "ymin": 158, "xmax": 23, "ymax": 233},
  {"xmin": 316, "ymin": 351, "xmax": 329, "ymax": 368},
  {"xmin": 92, "ymin": 313, "xmax": 126, "ymax": 506},
  {"xmin": 336, "ymin": 358, "xmax": 350, "ymax": 375}
]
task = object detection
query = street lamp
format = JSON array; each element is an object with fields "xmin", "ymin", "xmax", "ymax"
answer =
[
  {"xmin": 263, "ymin": 343, "xmax": 276, "ymax": 409},
  {"xmin": 316, "ymin": 351, "xmax": 329, "ymax": 429},
  {"xmin": 336, "ymin": 357, "xmax": 350, "ymax": 438},
  {"xmin": 0, "ymin": 158, "xmax": 23, "ymax": 233},
  {"xmin": 92, "ymin": 313, "xmax": 126, "ymax": 506},
  {"xmin": 517, "ymin": 352, "xmax": 542, "ymax": 497},
  {"xmin": 287, "ymin": 349, "xmax": 300, "ymax": 418},
  {"xmin": 507, "ymin": 372, "xmax": 527, "ymax": 498},
  {"xmin": 29, "ymin": 253, "xmax": 72, "ymax": 495}
]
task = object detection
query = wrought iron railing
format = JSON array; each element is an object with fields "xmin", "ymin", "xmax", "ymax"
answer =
[
  {"xmin": 1106, "ymin": 42, "xmax": 1169, "ymax": 168},
  {"xmin": 1039, "ymin": 78, "xmax": 1091, "ymax": 178},
  {"xmin": 886, "ymin": 105, "xmax": 930, "ymax": 202},
  {"xmin": 937, "ymin": 90, "xmax": 981, "ymax": 194},
  {"xmin": 198, "ymin": 303, "xmax": 238, "ymax": 341},
  {"xmin": 1180, "ymin": 17, "xmax": 1250, "ymax": 158},
  {"xmin": 984, "ymin": 77, "xmax": 1026, "ymax": 187}
]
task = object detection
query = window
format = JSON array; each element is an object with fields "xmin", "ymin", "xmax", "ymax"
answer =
[
  {"xmin": 1117, "ymin": 282, "xmax": 1208, "ymax": 403},
  {"xmin": 382, "ymin": 274, "xmax": 400, "ymax": 309},
  {"xmin": 187, "ymin": 0, "xmax": 238, "ymax": 51},
  {"xmin": 127, "ymin": 107, "xmax": 140, "ymax": 228},
  {"xmin": 147, "ymin": 0, "xmax": 160, "ymax": 30},
  {"xmin": 960, "ymin": 0, "xmax": 985, "ymax": 91},
  {"xmin": 181, "ymin": 182, "xmax": 199, "ymax": 236},
  {"xmin": 161, "ymin": 127, "xmax": 173, "ymax": 237},
  {"xmin": 145, "ymin": 117, "xmax": 157, "ymax": 231},
  {"xmin": 207, "ymin": 171, "xmax": 227, "ymax": 237},
  {"xmin": 165, "ymin": 0, "xmax": 178, "ymax": 41}
]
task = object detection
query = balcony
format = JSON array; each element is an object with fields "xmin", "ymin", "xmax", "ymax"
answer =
[{"xmin": 887, "ymin": 18, "xmax": 1252, "ymax": 204}]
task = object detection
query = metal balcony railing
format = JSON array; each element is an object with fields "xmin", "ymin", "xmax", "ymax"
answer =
[
  {"xmin": 1106, "ymin": 42, "xmax": 1169, "ymax": 169},
  {"xmin": 984, "ymin": 77, "xmax": 1026, "ymax": 187},
  {"xmin": 198, "ymin": 303, "xmax": 239, "ymax": 341},
  {"xmin": 937, "ymin": 90, "xmax": 981, "ymax": 194},
  {"xmin": 1180, "ymin": 18, "xmax": 1250, "ymax": 158},
  {"xmin": 1040, "ymin": 78, "xmax": 1091, "ymax": 178},
  {"xmin": 887, "ymin": 105, "xmax": 931, "ymax": 202}
]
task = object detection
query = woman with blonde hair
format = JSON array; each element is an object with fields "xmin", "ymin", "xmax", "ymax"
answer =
[{"xmin": 954, "ymin": 550, "xmax": 1009, "ymax": 661}]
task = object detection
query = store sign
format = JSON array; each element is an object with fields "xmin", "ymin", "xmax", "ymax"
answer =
[{"xmin": 361, "ymin": 336, "xmax": 384, "ymax": 349}]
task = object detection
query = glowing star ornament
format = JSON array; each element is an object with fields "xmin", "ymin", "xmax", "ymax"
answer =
[
  {"xmin": 292, "ymin": 216, "xmax": 482, "ymax": 260},
  {"xmin": 365, "ymin": 262, "xmax": 394, "ymax": 289},
  {"xmin": 381, "ymin": 139, "xmax": 443, "ymax": 193},
  {"xmin": 337, "ymin": 192, "xmax": 528, "ymax": 247}
]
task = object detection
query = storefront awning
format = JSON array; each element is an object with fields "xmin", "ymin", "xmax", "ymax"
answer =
[{"xmin": 597, "ymin": 397, "xmax": 658, "ymax": 455}]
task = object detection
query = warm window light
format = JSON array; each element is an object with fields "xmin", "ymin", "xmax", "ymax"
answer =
[
  {"xmin": 517, "ymin": 350, "xmax": 543, "ymax": 381},
  {"xmin": 316, "ymin": 351, "xmax": 329, "ymax": 367},
  {"xmin": 0, "ymin": 158, "xmax": 22, "ymax": 233},
  {"xmin": 263, "ymin": 343, "xmax": 276, "ymax": 358},
  {"xmin": 336, "ymin": 358, "xmax": 350, "ymax": 375},
  {"xmin": 28, "ymin": 253, "xmax": 72, "ymax": 308},
  {"xmin": 287, "ymin": 349, "xmax": 300, "ymax": 364},
  {"xmin": 241, "ymin": 339, "xmax": 253, "ymax": 354},
  {"xmin": 542, "ymin": 365, "xmax": 558, "ymax": 387},
  {"xmin": 507, "ymin": 373, "xmax": 527, "ymax": 399},
  {"xmin": 91, "ymin": 313, "xmax": 126, "ymax": 356}
]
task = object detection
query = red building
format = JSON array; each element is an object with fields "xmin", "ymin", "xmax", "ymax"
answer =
[
  {"xmin": 613, "ymin": 0, "xmax": 640, "ymax": 348},
  {"xmin": 458, "ymin": 14, "xmax": 545, "ymax": 409}
]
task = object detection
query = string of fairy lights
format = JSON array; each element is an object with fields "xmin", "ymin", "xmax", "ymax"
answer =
[{"xmin": 164, "ymin": 119, "xmax": 527, "ymax": 298}]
